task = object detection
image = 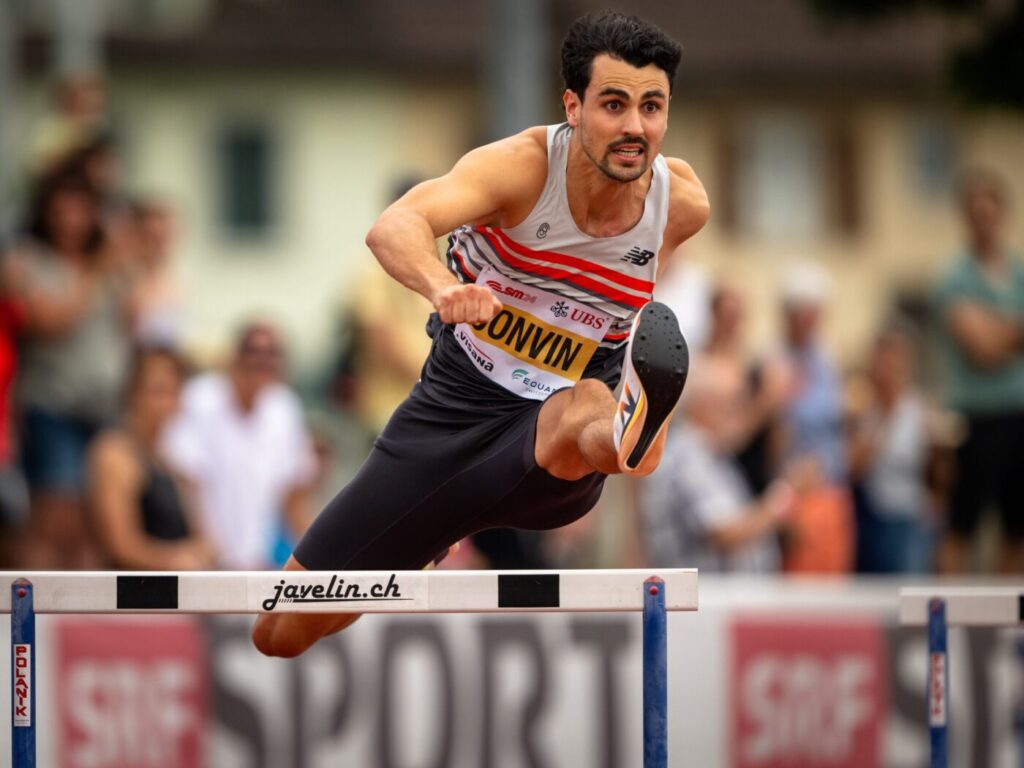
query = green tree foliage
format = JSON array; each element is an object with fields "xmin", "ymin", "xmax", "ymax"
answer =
[{"xmin": 807, "ymin": 0, "xmax": 1024, "ymax": 108}]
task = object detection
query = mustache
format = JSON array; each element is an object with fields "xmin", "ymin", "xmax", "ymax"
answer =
[{"xmin": 608, "ymin": 137, "xmax": 649, "ymax": 152}]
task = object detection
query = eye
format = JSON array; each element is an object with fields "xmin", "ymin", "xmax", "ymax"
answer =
[
  {"xmin": 604, "ymin": 101, "xmax": 622, "ymax": 112},
  {"xmin": 643, "ymin": 102, "xmax": 662, "ymax": 113}
]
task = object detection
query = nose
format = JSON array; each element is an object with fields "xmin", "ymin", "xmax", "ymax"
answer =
[{"xmin": 622, "ymin": 106, "xmax": 644, "ymax": 137}]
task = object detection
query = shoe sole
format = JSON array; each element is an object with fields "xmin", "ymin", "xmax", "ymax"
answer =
[{"xmin": 622, "ymin": 302, "xmax": 690, "ymax": 471}]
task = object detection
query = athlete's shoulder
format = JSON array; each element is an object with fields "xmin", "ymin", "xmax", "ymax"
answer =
[
  {"xmin": 446, "ymin": 126, "xmax": 550, "ymax": 219},
  {"xmin": 457, "ymin": 126, "xmax": 548, "ymax": 180},
  {"xmin": 662, "ymin": 157, "xmax": 710, "ymax": 245}
]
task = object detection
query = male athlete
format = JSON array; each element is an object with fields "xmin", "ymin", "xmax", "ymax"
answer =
[{"xmin": 253, "ymin": 11, "xmax": 709, "ymax": 657}]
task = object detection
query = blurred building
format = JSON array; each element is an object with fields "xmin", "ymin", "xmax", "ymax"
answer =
[{"xmin": 7, "ymin": 0, "xmax": 1024, "ymax": 375}]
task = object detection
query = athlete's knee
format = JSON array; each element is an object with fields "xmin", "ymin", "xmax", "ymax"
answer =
[
  {"xmin": 571, "ymin": 377, "xmax": 614, "ymax": 406},
  {"xmin": 535, "ymin": 433, "xmax": 595, "ymax": 481},
  {"xmin": 252, "ymin": 616, "xmax": 307, "ymax": 659}
]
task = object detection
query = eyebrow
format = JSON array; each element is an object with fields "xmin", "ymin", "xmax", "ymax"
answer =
[
  {"xmin": 597, "ymin": 87, "xmax": 631, "ymax": 100},
  {"xmin": 596, "ymin": 87, "xmax": 667, "ymax": 101}
]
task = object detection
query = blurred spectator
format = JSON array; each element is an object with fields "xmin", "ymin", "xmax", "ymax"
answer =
[
  {"xmin": 162, "ymin": 321, "xmax": 317, "ymax": 569},
  {"xmin": 60, "ymin": 132, "xmax": 142, "ymax": 280},
  {"xmin": 9, "ymin": 170, "xmax": 133, "ymax": 568},
  {"xmin": 349, "ymin": 259, "xmax": 433, "ymax": 437},
  {"xmin": 703, "ymin": 284, "xmax": 787, "ymax": 494},
  {"xmin": 0, "ymin": 262, "xmax": 29, "ymax": 567},
  {"xmin": 934, "ymin": 169, "xmax": 1024, "ymax": 574},
  {"xmin": 28, "ymin": 74, "xmax": 109, "ymax": 180},
  {"xmin": 346, "ymin": 177, "xmax": 434, "ymax": 438},
  {"xmin": 653, "ymin": 252, "xmax": 712, "ymax": 354},
  {"xmin": 640, "ymin": 367, "xmax": 802, "ymax": 573},
  {"xmin": 771, "ymin": 261, "xmax": 854, "ymax": 573},
  {"xmin": 63, "ymin": 132, "xmax": 124, "ymax": 214},
  {"xmin": 127, "ymin": 199, "xmax": 182, "ymax": 345},
  {"xmin": 774, "ymin": 262, "xmax": 847, "ymax": 483},
  {"xmin": 88, "ymin": 345, "xmax": 214, "ymax": 570},
  {"xmin": 848, "ymin": 323, "xmax": 935, "ymax": 573}
]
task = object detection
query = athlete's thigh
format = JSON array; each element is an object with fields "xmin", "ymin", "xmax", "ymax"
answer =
[
  {"xmin": 292, "ymin": 441, "xmax": 458, "ymax": 571},
  {"xmin": 493, "ymin": 402, "xmax": 607, "ymax": 531}
]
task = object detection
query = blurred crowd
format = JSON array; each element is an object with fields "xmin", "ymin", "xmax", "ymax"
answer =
[
  {"xmin": 2, "ymin": 74, "xmax": 1022, "ymax": 579},
  {"xmin": 0, "ymin": 75, "xmax": 323, "ymax": 573},
  {"xmin": 641, "ymin": 168, "xmax": 1024, "ymax": 577}
]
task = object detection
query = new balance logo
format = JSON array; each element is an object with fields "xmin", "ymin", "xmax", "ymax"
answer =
[{"xmin": 621, "ymin": 247, "xmax": 655, "ymax": 267}]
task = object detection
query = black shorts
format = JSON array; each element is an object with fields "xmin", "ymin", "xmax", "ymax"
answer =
[
  {"xmin": 949, "ymin": 410, "xmax": 1024, "ymax": 539},
  {"xmin": 293, "ymin": 317, "xmax": 623, "ymax": 570}
]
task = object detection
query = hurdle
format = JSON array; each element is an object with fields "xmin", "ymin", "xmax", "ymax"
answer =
[
  {"xmin": 5, "ymin": 568, "xmax": 697, "ymax": 768},
  {"xmin": 899, "ymin": 587, "xmax": 1023, "ymax": 768}
]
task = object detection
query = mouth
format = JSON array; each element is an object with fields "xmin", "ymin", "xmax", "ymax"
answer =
[{"xmin": 610, "ymin": 144, "xmax": 646, "ymax": 162}]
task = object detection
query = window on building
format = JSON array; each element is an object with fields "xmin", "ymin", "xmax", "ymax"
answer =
[
  {"xmin": 737, "ymin": 113, "xmax": 826, "ymax": 238},
  {"xmin": 910, "ymin": 114, "xmax": 957, "ymax": 201},
  {"xmin": 716, "ymin": 111, "xmax": 861, "ymax": 240},
  {"xmin": 217, "ymin": 122, "xmax": 275, "ymax": 237}
]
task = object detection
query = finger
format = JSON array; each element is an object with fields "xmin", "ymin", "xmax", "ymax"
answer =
[
  {"xmin": 488, "ymin": 293, "xmax": 503, "ymax": 317},
  {"xmin": 474, "ymin": 293, "xmax": 490, "ymax": 323}
]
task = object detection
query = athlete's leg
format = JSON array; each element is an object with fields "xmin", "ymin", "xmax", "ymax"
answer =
[
  {"xmin": 535, "ymin": 301, "xmax": 689, "ymax": 481},
  {"xmin": 253, "ymin": 399, "xmax": 547, "ymax": 658},
  {"xmin": 252, "ymin": 556, "xmax": 358, "ymax": 658},
  {"xmin": 534, "ymin": 380, "xmax": 620, "ymax": 480}
]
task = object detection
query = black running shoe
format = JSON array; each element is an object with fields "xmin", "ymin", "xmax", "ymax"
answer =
[{"xmin": 613, "ymin": 301, "xmax": 690, "ymax": 473}]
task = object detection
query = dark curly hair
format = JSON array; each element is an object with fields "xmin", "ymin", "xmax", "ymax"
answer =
[
  {"xmin": 26, "ymin": 169, "xmax": 105, "ymax": 257},
  {"xmin": 561, "ymin": 12, "xmax": 682, "ymax": 99}
]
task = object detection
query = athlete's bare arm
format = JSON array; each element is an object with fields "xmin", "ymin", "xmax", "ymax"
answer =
[
  {"xmin": 365, "ymin": 128, "xmax": 548, "ymax": 325},
  {"xmin": 658, "ymin": 157, "xmax": 711, "ymax": 267}
]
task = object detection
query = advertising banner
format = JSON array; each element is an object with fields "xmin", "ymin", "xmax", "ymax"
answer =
[{"xmin": 2, "ymin": 578, "xmax": 1021, "ymax": 767}]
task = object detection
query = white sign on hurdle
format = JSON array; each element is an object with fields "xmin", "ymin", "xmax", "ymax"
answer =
[{"xmin": 5, "ymin": 568, "xmax": 697, "ymax": 768}]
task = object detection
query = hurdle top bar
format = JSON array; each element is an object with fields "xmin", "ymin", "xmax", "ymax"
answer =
[
  {"xmin": 899, "ymin": 587, "xmax": 1023, "ymax": 627},
  {"xmin": 1, "ymin": 569, "xmax": 698, "ymax": 614}
]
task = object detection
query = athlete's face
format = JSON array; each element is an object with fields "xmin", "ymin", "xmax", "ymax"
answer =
[{"xmin": 564, "ymin": 54, "xmax": 670, "ymax": 183}]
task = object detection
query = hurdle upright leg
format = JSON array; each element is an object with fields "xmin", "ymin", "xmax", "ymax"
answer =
[
  {"xmin": 644, "ymin": 576, "xmax": 668, "ymax": 768},
  {"xmin": 11, "ymin": 579, "xmax": 35, "ymax": 768},
  {"xmin": 928, "ymin": 598, "xmax": 948, "ymax": 768}
]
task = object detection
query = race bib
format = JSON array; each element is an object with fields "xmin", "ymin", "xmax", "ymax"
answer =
[{"xmin": 454, "ymin": 266, "xmax": 612, "ymax": 400}]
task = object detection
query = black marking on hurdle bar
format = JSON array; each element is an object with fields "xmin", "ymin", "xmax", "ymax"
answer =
[
  {"xmin": 116, "ymin": 576, "xmax": 178, "ymax": 610},
  {"xmin": 498, "ymin": 574, "xmax": 560, "ymax": 608}
]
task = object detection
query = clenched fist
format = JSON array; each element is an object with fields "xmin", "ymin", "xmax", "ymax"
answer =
[{"xmin": 433, "ymin": 283, "xmax": 502, "ymax": 324}]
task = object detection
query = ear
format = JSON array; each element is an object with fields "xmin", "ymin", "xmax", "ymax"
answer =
[{"xmin": 563, "ymin": 89, "xmax": 581, "ymax": 128}]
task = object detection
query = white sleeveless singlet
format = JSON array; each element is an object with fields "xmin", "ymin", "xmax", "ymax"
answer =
[{"xmin": 445, "ymin": 123, "xmax": 671, "ymax": 400}]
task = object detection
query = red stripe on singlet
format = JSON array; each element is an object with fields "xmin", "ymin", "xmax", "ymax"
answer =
[
  {"xmin": 449, "ymin": 245, "xmax": 477, "ymax": 281},
  {"xmin": 485, "ymin": 227, "xmax": 655, "ymax": 294},
  {"xmin": 477, "ymin": 229, "xmax": 648, "ymax": 310}
]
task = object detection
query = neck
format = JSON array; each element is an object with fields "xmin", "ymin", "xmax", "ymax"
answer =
[
  {"xmin": 128, "ymin": 412, "xmax": 161, "ymax": 449},
  {"xmin": 230, "ymin": 372, "xmax": 258, "ymax": 413},
  {"xmin": 706, "ymin": 331, "xmax": 739, "ymax": 356},
  {"xmin": 876, "ymin": 385, "xmax": 901, "ymax": 411},
  {"xmin": 565, "ymin": 137, "xmax": 650, "ymax": 237},
  {"xmin": 972, "ymin": 237, "xmax": 1003, "ymax": 264},
  {"xmin": 53, "ymin": 238, "xmax": 86, "ymax": 262}
]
